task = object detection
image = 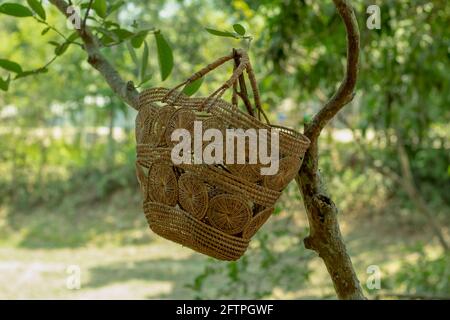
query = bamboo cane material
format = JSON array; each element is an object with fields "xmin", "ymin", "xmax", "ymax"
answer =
[{"xmin": 136, "ymin": 49, "xmax": 310, "ymax": 260}]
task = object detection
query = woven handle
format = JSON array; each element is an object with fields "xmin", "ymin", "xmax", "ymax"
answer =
[
  {"xmin": 163, "ymin": 49, "xmax": 265, "ymax": 119},
  {"xmin": 162, "ymin": 51, "xmax": 235, "ymax": 105},
  {"xmin": 199, "ymin": 49, "xmax": 258, "ymax": 112}
]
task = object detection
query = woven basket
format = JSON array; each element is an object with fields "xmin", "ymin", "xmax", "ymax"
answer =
[{"xmin": 136, "ymin": 49, "xmax": 310, "ymax": 260}]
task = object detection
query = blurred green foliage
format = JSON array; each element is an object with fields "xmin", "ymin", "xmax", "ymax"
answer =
[
  {"xmin": 0, "ymin": 0, "xmax": 448, "ymax": 299},
  {"xmin": 386, "ymin": 248, "xmax": 450, "ymax": 296}
]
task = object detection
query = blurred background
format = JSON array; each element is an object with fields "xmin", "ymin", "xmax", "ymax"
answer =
[{"xmin": 0, "ymin": 0, "xmax": 448, "ymax": 299}]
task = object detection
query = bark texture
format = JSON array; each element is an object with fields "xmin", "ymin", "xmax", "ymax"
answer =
[{"xmin": 296, "ymin": 0, "xmax": 366, "ymax": 299}]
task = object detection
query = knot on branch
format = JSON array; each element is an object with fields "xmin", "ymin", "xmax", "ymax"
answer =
[
  {"xmin": 313, "ymin": 194, "xmax": 335, "ymax": 210},
  {"xmin": 312, "ymin": 194, "xmax": 337, "ymax": 223},
  {"xmin": 126, "ymin": 81, "xmax": 135, "ymax": 92},
  {"xmin": 304, "ymin": 236, "xmax": 315, "ymax": 250},
  {"xmin": 87, "ymin": 53, "xmax": 100, "ymax": 66}
]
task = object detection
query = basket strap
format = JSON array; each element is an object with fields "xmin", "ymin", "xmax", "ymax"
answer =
[
  {"xmin": 200, "ymin": 50, "xmax": 269, "ymax": 126},
  {"xmin": 231, "ymin": 60, "xmax": 239, "ymax": 110},
  {"xmin": 162, "ymin": 52, "xmax": 235, "ymax": 105},
  {"xmin": 246, "ymin": 62, "xmax": 268, "ymax": 123},
  {"xmin": 162, "ymin": 48, "xmax": 269, "ymax": 124},
  {"xmin": 162, "ymin": 49, "xmax": 247, "ymax": 106},
  {"xmin": 199, "ymin": 49, "xmax": 250, "ymax": 111}
]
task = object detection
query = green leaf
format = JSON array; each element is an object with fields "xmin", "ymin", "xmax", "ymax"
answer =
[
  {"xmin": 15, "ymin": 68, "xmax": 48, "ymax": 80},
  {"xmin": 67, "ymin": 32, "xmax": 80, "ymax": 43},
  {"xmin": 26, "ymin": 0, "xmax": 46, "ymax": 20},
  {"xmin": 99, "ymin": 35, "xmax": 115, "ymax": 46},
  {"xmin": 107, "ymin": 0, "xmax": 125, "ymax": 17},
  {"xmin": 0, "ymin": 59, "xmax": 23, "ymax": 74},
  {"xmin": 126, "ymin": 42, "xmax": 139, "ymax": 67},
  {"xmin": 205, "ymin": 28, "xmax": 238, "ymax": 39},
  {"xmin": 92, "ymin": 0, "xmax": 107, "ymax": 18},
  {"xmin": 111, "ymin": 28, "xmax": 134, "ymax": 41},
  {"xmin": 48, "ymin": 41, "xmax": 60, "ymax": 47},
  {"xmin": 183, "ymin": 77, "xmax": 203, "ymax": 96},
  {"xmin": 55, "ymin": 42, "xmax": 70, "ymax": 56},
  {"xmin": 94, "ymin": 27, "xmax": 116, "ymax": 44},
  {"xmin": 139, "ymin": 74, "xmax": 153, "ymax": 86},
  {"xmin": 232, "ymin": 23, "xmax": 246, "ymax": 36},
  {"xmin": 0, "ymin": 3, "xmax": 33, "ymax": 17},
  {"xmin": 0, "ymin": 75, "xmax": 11, "ymax": 92},
  {"xmin": 303, "ymin": 114, "xmax": 312, "ymax": 124},
  {"xmin": 154, "ymin": 32, "xmax": 173, "ymax": 81},
  {"xmin": 41, "ymin": 26, "xmax": 50, "ymax": 35},
  {"xmin": 131, "ymin": 31, "xmax": 148, "ymax": 48},
  {"xmin": 140, "ymin": 41, "xmax": 149, "ymax": 81},
  {"xmin": 103, "ymin": 20, "xmax": 120, "ymax": 29}
]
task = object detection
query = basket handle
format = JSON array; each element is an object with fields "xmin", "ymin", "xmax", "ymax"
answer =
[
  {"xmin": 200, "ymin": 50, "xmax": 269, "ymax": 124},
  {"xmin": 199, "ymin": 49, "xmax": 250, "ymax": 111},
  {"xmin": 163, "ymin": 49, "xmax": 269, "ymax": 123},
  {"xmin": 162, "ymin": 52, "xmax": 236, "ymax": 105}
]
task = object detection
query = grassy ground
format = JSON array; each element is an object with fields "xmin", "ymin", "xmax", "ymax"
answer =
[{"xmin": 0, "ymin": 185, "xmax": 447, "ymax": 299}]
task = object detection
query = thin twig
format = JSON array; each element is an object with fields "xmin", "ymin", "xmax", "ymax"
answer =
[
  {"xmin": 83, "ymin": 0, "xmax": 94, "ymax": 34},
  {"xmin": 34, "ymin": 17, "xmax": 83, "ymax": 48},
  {"xmin": 49, "ymin": 0, "xmax": 139, "ymax": 109},
  {"xmin": 305, "ymin": 0, "xmax": 360, "ymax": 143},
  {"xmin": 13, "ymin": 55, "xmax": 59, "ymax": 81}
]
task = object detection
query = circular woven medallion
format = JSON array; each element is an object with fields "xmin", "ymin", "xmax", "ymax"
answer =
[
  {"xmin": 263, "ymin": 156, "xmax": 300, "ymax": 191},
  {"xmin": 145, "ymin": 105, "xmax": 176, "ymax": 146},
  {"xmin": 147, "ymin": 163, "xmax": 178, "ymax": 205},
  {"xmin": 178, "ymin": 173, "xmax": 208, "ymax": 219},
  {"xmin": 242, "ymin": 207, "xmax": 274, "ymax": 239},
  {"xmin": 165, "ymin": 108, "xmax": 196, "ymax": 145},
  {"xmin": 207, "ymin": 194, "xmax": 252, "ymax": 235}
]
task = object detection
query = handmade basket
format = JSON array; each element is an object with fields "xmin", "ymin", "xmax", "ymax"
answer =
[{"xmin": 136, "ymin": 49, "xmax": 310, "ymax": 260}]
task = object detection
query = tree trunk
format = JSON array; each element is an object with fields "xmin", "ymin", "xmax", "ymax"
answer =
[{"xmin": 296, "ymin": 143, "xmax": 366, "ymax": 299}]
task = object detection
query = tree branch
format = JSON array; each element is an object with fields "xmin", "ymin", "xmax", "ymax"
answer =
[
  {"xmin": 296, "ymin": 0, "xmax": 365, "ymax": 299},
  {"xmin": 49, "ymin": 0, "xmax": 139, "ymax": 110},
  {"xmin": 305, "ymin": 0, "xmax": 360, "ymax": 143},
  {"xmin": 82, "ymin": 0, "xmax": 94, "ymax": 33}
]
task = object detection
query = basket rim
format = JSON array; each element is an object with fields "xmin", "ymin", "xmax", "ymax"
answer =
[{"xmin": 138, "ymin": 87, "xmax": 311, "ymax": 148}]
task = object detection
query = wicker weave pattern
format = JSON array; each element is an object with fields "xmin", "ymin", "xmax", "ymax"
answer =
[
  {"xmin": 136, "ymin": 49, "xmax": 310, "ymax": 260},
  {"xmin": 144, "ymin": 202, "xmax": 249, "ymax": 261},
  {"xmin": 139, "ymin": 87, "xmax": 310, "ymax": 157}
]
